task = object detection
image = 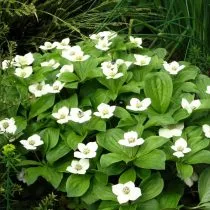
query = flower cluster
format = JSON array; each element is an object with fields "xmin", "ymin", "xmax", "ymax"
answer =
[{"xmin": 0, "ymin": 118, "xmax": 17, "ymax": 134}]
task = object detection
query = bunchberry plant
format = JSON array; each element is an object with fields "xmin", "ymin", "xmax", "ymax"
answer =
[{"xmin": 2, "ymin": 31, "xmax": 210, "ymax": 209}]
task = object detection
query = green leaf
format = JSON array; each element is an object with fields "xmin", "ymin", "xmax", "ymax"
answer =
[
  {"xmin": 14, "ymin": 116, "xmax": 27, "ymax": 134},
  {"xmin": 137, "ymin": 136, "xmax": 169, "ymax": 157},
  {"xmin": 86, "ymin": 116, "xmax": 106, "ymax": 132},
  {"xmin": 119, "ymin": 168, "xmax": 136, "ymax": 183},
  {"xmin": 24, "ymin": 165, "xmax": 63, "ymax": 188},
  {"xmin": 186, "ymin": 150, "xmax": 210, "ymax": 164},
  {"xmin": 196, "ymin": 74, "xmax": 210, "ymax": 99},
  {"xmin": 100, "ymin": 153, "xmax": 123, "ymax": 168},
  {"xmin": 144, "ymin": 72, "xmax": 173, "ymax": 113},
  {"xmin": 198, "ymin": 167, "xmax": 210, "ymax": 204},
  {"xmin": 94, "ymin": 184, "xmax": 116, "ymax": 201},
  {"xmin": 66, "ymin": 130, "xmax": 86, "ymax": 150},
  {"xmin": 139, "ymin": 172, "xmax": 164, "ymax": 202},
  {"xmin": 120, "ymin": 205, "xmax": 137, "ymax": 210},
  {"xmin": 176, "ymin": 163, "xmax": 193, "ymax": 179},
  {"xmin": 119, "ymin": 81, "xmax": 142, "ymax": 94},
  {"xmin": 158, "ymin": 180, "xmax": 184, "ymax": 209},
  {"xmin": 40, "ymin": 127, "xmax": 60, "ymax": 152},
  {"xmin": 58, "ymin": 72, "xmax": 79, "ymax": 83},
  {"xmin": 137, "ymin": 199, "xmax": 159, "ymax": 210},
  {"xmin": 114, "ymin": 106, "xmax": 132, "ymax": 120},
  {"xmin": 97, "ymin": 129, "xmax": 124, "ymax": 154},
  {"xmin": 66, "ymin": 174, "xmax": 91, "ymax": 197},
  {"xmin": 29, "ymin": 94, "xmax": 55, "ymax": 119},
  {"xmin": 98, "ymin": 201, "xmax": 119, "ymax": 210},
  {"xmin": 46, "ymin": 140, "xmax": 71, "ymax": 164},
  {"xmin": 134, "ymin": 149, "xmax": 166, "ymax": 170}
]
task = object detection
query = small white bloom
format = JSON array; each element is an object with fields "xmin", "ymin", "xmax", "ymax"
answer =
[
  {"xmin": 20, "ymin": 134, "xmax": 44, "ymax": 150},
  {"xmin": 90, "ymin": 31, "xmax": 117, "ymax": 41},
  {"xmin": 74, "ymin": 142, "xmax": 98, "ymax": 159},
  {"xmin": 2, "ymin": 59, "xmax": 14, "ymax": 70},
  {"xmin": 62, "ymin": 46, "xmax": 90, "ymax": 62},
  {"xmin": 28, "ymin": 81, "xmax": 51, "ymax": 97},
  {"xmin": 163, "ymin": 61, "xmax": 185, "ymax": 75},
  {"xmin": 48, "ymin": 80, "xmax": 65, "ymax": 93},
  {"xmin": 94, "ymin": 103, "xmax": 116, "ymax": 119},
  {"xmin": 206, "ymin": 86, "xmax": 210, "ymax": 94},
  {"xmin": 14, "ymin": 66, "xmax": 33, "ymax": 78},
  {"xmin": 129, "ymin": 36, "xmax": 143, "ymax": 48},
  {"xmin": 53, "ymin": 38, "xmax": 70, "ymax": 50},
  {"xmin": 202, "ymin": 124, "xmax": 210, "ymax": 138},
  {"xmin": 116, "ymin": 59, "xmax": 132, "ymax": 68},
  {"xmin": 52, "ymin": 106, "xmax": 71, "ymax": 124},
  {"xmin": 39, "ymin": 41, "xmax": 56, "ymax": 50},
  {"xmin": 159, "ymin": 123, "xmax": 184, "ymax": 138},
  {"xmin": 41, "ymin": 59, "xmax": 60, "ymax": 69},
  {"xmin": 181, "ymin": 98, "xmax": 201, "ymax": 114},
  {"xmin": 69, "ymin": 108, "xmax": 92, "ymax": 123},
  {"xmin": 17, "ymin": 169, "xmax": 26, "ymax": 183},
  {"xmin": 171, "ymin": 138, "xmax": 191, "ymax": 158},
  {"xmin": 66, "ymin": 159, "xmax": 89, "ymax": 174},
  {"xmin": 112, "ymin": 181, "xmax": 141, "ymax": 204},
  {"xmin": 14, "ymin": 52, "xmax": 34, "ymax": 67},
  {"xmin": 134, "ymin": 54, "xmax": 151, "ymax": 66},
  {"xmin": 126, "ymin": 98, "xmax": 151, "ymax": 111},
  {"xmin": 183, "ymin": 172, "xmax": 198, "ymax": 187},
  {"xmin": 95, "ymin": 38, "xmax": 112, "ymax": 51},
  {"xmin": 56, "ymin": 64, "xmax": 74, "ymax": 77},
  {"xmin": 118, "ymin": 131, "xmax": 144, "ymax": 147},
  {"xmin": 101, "ymin": 61, "xmax": 123, "ymax": 79},
  {"xmin": 0, "ymin": 118, "xmax": 17, "ymax": 134}
]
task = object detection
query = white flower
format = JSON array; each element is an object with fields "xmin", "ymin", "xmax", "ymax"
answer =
[
  {"xmin": 90, "ymin": 31, "xmax": 117, "ymax": 40},
  {"xmin": 134, "ymin": 54, "xmax": 151, "ymax": 66},
  {"xmin": 202, "ymin": 124, "xmax": 210, "ymax": 138},
  {"xmin": 171, "ymin": 138, "xmax": 191, "ymax": 158},
  {"xmin": 163, "ymin": 61, "xmax": 185, "ymax": 75},
  {"xmin": 118, "ymin": 131, "xmax": 144, "ymax": 147},
  {"xmin": 94, "ymin": 103, "xmax": 116, "ymax": 119},
  {"xmin": 74, "ymin": 142, "xmax": 98, "ymax": 159},
  {"xmin": 17, "ymin": 169, "xmax": 26, "ymax": 183},
  {"xmin": 129, "ymin": 36, "xmax": 143, "ymax": 48},
  {"xmin": 116, "ymin": 59, "xmax": 132, "ymax": 68},
  {"xmin": 95, "ymin": 38, "xmax": 112, "ymax": 51},
  {"xmin": 39, "ymin": 41, "xmax": 56, "ymax": 50},
  {"xmin": 14, "ymin": 52, "xmax": 34, "ymax": 67},
  {"xmin": 159, "ymin": 123, "xmax": 184, "ymax": 138},
  {"xmin": 56, "ymin": 64, "xmax": 74, "ymax": 77},
  {"xmin": 206, "ymin": 86, "xmax": 210, "ymax": 94},
  {"xmin": 62, "ymin": 46, "xmax": 90, "ymax": 62},
  {"xmin": 126, "ymin": 98, "xmax": 151, "ymax": 111},
  {"xmin": 101, "ymin": 61, "xmax": 123, "ymax": 79},
  {"xmin": 48, "ymin": 80, "xmax": 65, "ymax": 93},
  {"xmin": 0, "ymin": 118, "xmax": 17, "ymax": 134},
  {"xmin": 181, "ymin": 98, "xmax": 201, "ymax": 114},
  {"xmin": 14, "ymin": 66, "xmax": 33, "ymax": 78},
  {"xmin": 41, "ymin": 59, "xmax": 60, "ymax": 69},
  {"xmin": 52, "ymin": 106, "xmax": 71, "ymax": 124},
  {"xmin": 20, "ymin": 134, "xmax": 44, "ymax": 150},
  {"xmin": 112, "ymin": 181, "xmax": 141, "ymax": 204},
  {"xmin": 53, "ymin": 38, "xmax": 70, "ymax": 50},
  {"xmin": 2, "ymin": 59, "xmax": 14, "ymax": 70},
  {"xmin": 28, "ymin": 81, "xmax": 51, "ymax": 97},
  {"xmin": 69, "ymin": 108, "xmax": 92, "ymax": 123},
  {"xmin": 66, "ymin": 159, "xmax": 89, "ymax": 174},
  {"xmin": 183, "ymin": 173, "xmax": 198, "ymax": 187}
]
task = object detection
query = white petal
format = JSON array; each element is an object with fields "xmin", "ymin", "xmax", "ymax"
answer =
[
  {"xmin": 159, "ymin": 128, "xmax": 172, "ymax": 138},
  {"xmin": 129, "ymin": 187, "xmax": 141, "ymax": 201},
  {"xmin": 117, "ymin": 194, "xmax": 130, "ymax": 204},
  {"xmin": 87, "ymin": 142, "xmax": 98, "ymax": 151},
  {"xmin": 112, "ymin": 184, "xmax": 124, "ymax": 196},
  {"xmin": 173, "ymin": 151, "xmax": 184, "ymax": 158}
]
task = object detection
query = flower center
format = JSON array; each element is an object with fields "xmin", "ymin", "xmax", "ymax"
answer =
[
  {"xmin": 136, "ymin": 102, "xmax": 142, "ymax": 108},
  {"xmin": 102, "ymin": 109, "xmax": 109, "ymax": 115},
  {"xmin": 28, "ymin": 139, "xmax": 35, "ymax": 145},
  {"xmin": 36, "ymin": 84, "xmax": 43, "ymax": 91},
  {"xmin": 20, "ymin": 71, "xmax": 26, "ymax": 77},
  {"xmin": 123, "ymin": 186, "xmax": 130, "ymax": 194},
  {"xmin": 77, "ymin": 111, "xmax": 84, "ymax": 118},
  {"xmin": 177, "ymin": 146, "xmax": 184, "ymax": 152},
  {"xmin": 171, "ymin": 66, "xmax": 177, "ymax": 71},
  {"xmin": 141, "ymin": 60, "xmax": 146, "ymax": 65},
  {"xmin": 60, "ymin": 114, "xmax": 66, "ymax": 119},
  {"xmin": 53, "ymin": 85, "xmax": 59, "ymax": 90},
  {"xmin": 75, "ymin": 164, "xmax": 82, "ymax": 171},
  {"xmin": 128, "ymin": 137, "xmax": 136, "ymax": 143},
  {"xmin": 83, "ymin": 148, "xmax": 90, "ymax": 155},
  {"xmin": 2, "ymin": 122, "xmax": 9, "ymax": 129}
]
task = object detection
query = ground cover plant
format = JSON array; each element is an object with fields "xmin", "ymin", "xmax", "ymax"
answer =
[{"xmin": 2, "ymin": 32, "xmax": 210, "ymax": 209}]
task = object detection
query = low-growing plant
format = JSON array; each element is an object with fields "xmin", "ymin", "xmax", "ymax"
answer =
[{"xmin": 2, "ymin": 32, "xmax": 210, "ymax": 209}]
